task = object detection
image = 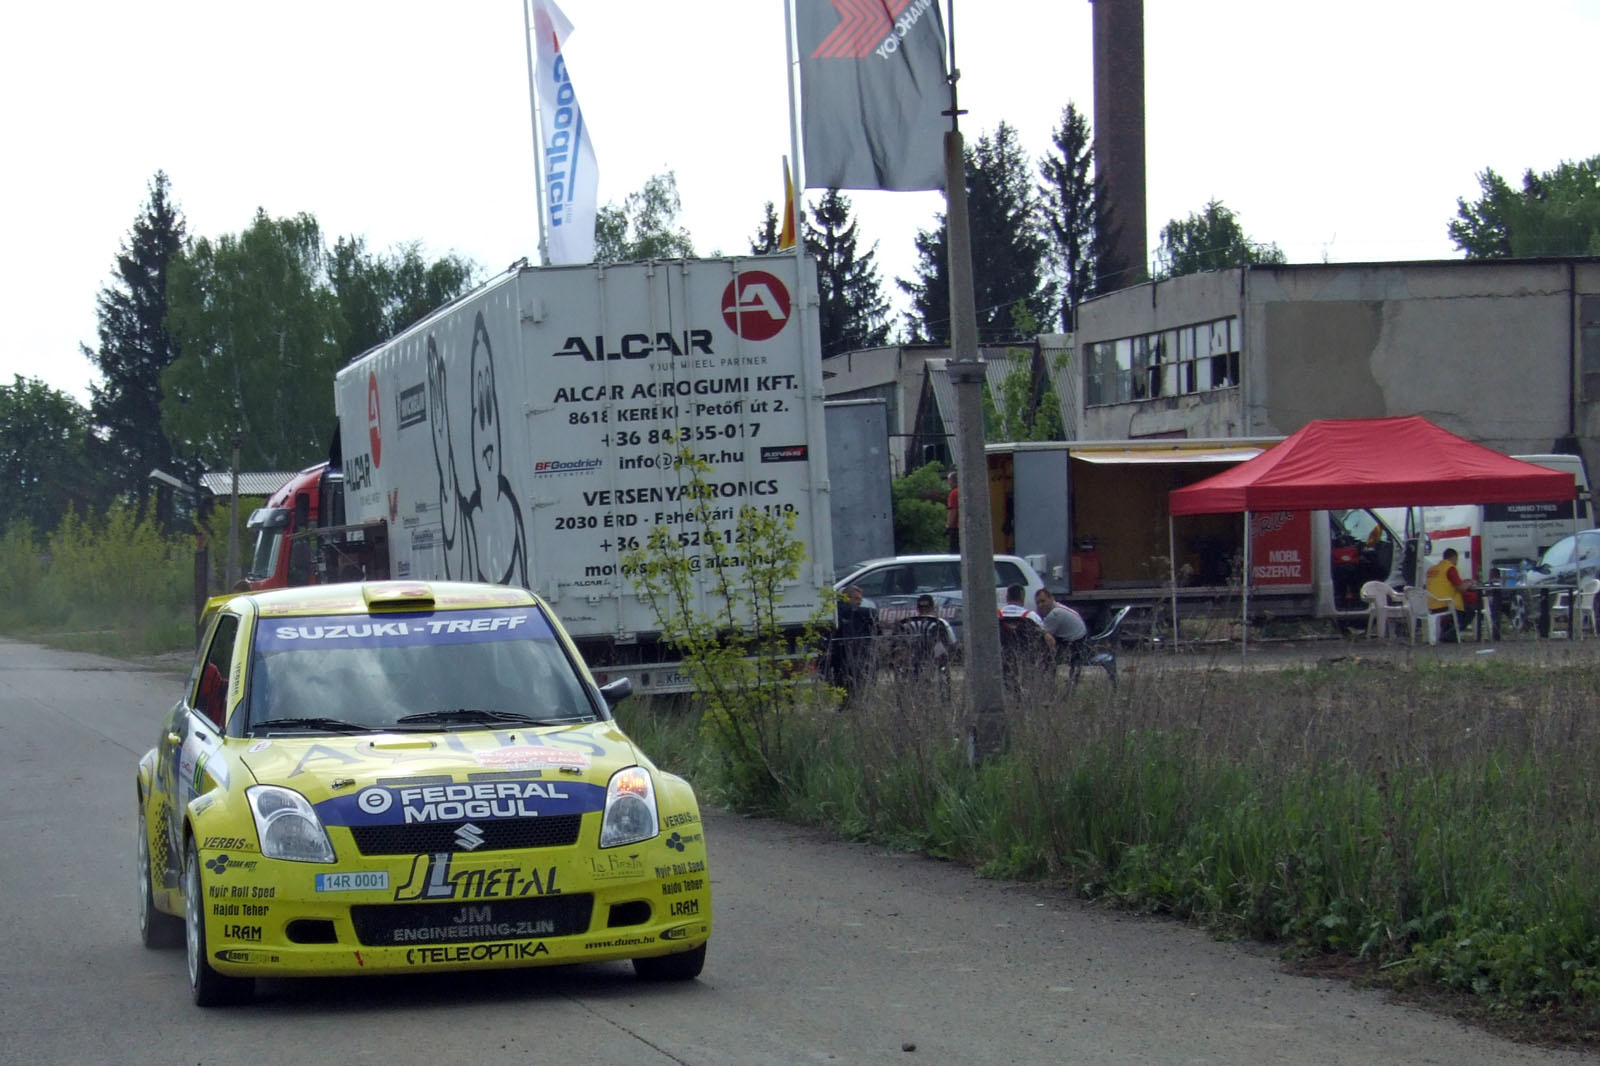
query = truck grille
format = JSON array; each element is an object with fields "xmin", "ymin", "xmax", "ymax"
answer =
[
  {"xmin": 348, "ymin": 814, "xmax": 583, "ymax": 855},
  {"xmin": 350, "ymin": 894, "xmax": 595, "ymax": 946}
]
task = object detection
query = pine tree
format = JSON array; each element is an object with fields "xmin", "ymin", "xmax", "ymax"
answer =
[
  {"xmin": 1037, "ymin": 102, "xmax": 1107, "ymax": 332},
  {"xmin": 806, "ymin": 190, "xmax": 890, "ymax": 356},
  {"xmin": 900, "ymin": 122, "xmax": 1059, "ymax": 344},
  {"xmin": 85, "ymin": 172, "xmax": 195, "ymax": 526},
  {"xmin": 749, "ymin": 202, "xmax": 782, "ymax": 255}
]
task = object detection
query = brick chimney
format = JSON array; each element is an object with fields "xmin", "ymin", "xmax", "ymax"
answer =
[{"xmin": 1089, "ymin": 0, "xmax": 1147, "ymax": 290}]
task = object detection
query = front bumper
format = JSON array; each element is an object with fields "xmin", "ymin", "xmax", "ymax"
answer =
[{"xmin": 195, "ymin": 826, "xmax": 710, "ymax": 978}]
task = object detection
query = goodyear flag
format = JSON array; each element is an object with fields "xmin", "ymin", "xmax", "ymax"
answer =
[
  {"xmin": 529, "ymin": 0, "xmax": 597, "ymax": 264},
  {"xmin": 796, "ymin": 0, "xmax": 948, "ymax": 191}
]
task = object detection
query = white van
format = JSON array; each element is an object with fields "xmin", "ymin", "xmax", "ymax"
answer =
[{"xmin": 1419, "ymin": 454, "xmax": 1593, "ymax": 582}]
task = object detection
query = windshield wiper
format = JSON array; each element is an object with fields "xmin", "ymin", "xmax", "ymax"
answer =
[
  {"xmin": 251, "ymin": 716, "xmax": 372, "ymax": 733},
  {"xmin": 394, "ymin": 708, "xmax": 551, "ymax": 727}
]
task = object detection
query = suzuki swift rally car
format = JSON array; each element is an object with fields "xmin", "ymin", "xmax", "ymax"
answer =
[{"xmin": 136, "ymin": 581, "xmax": 710, "ymax": 1005}]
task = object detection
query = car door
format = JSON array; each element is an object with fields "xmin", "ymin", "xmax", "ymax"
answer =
[{"xmin": 162, "ymin": 612, "xmax": 240, "ymax": 855}]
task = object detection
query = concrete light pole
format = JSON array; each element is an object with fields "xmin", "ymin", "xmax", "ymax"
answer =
[{"xmin": 942, "ymin": 5, "xmax": 1005, "ymax": 761}]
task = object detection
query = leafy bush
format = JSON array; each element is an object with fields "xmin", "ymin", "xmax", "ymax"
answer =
[
  {"xmin": 0, "ymin": 500, "xmax": 197, "ymax": 654},
  {"xmin": 891, "ymin": 461, "xmax": 949, "ymax": 554},
  {"xmin": 621, "ymin": 449, "xmax": 836, "ymax": 808}
]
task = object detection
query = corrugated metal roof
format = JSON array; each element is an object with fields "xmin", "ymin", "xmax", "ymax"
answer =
[
  {"xmin": 1039, "ymin": 338, "xmax": 1077, "ymax": 440},
  {"xmin": 199, "ymin": 472, "xmax": 295, "ymax": 497},
  {"xmin": 926, "ymin": 359, "xmax": 958, "ymax": 440}
]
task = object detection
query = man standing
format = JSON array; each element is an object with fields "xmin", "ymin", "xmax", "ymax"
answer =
[
  {"xmin": 945, "ymin": 470, "xmax": 960, "ymax": 554},
  {"xmin": 827, "ymin": 585, "xmax": 878, "ymax": 697}
]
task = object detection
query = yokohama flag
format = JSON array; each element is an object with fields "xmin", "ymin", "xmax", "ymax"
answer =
[
  {"xmin": 796, "ymin": 0, "xmax": 948, "ymax": 191},
  {"xmin": 529, "ymin": 0, "xmax": 597, "ymax": 264}
]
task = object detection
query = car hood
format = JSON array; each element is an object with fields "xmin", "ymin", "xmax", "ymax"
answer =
[{"xmin": 237, "ymin": 721, "xmax": 643, "ymax": 819}]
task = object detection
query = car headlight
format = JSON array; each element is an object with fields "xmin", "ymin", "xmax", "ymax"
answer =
[
  {"xmin": 246, "ymin": 785, "xmax": 336, "ymax": 863},
  {"xmin": 599, "ymin": 766, "xmax": 659, "ymax": 848}
]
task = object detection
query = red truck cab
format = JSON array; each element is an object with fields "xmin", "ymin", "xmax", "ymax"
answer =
[{"xmin": 245, "ymin": 461, "xmax": 389, "ymax": 589}]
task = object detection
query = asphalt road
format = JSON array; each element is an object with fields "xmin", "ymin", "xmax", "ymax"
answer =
[{"xmin": 0, "ymin": 636, "xmax": 1590, "ymax": 1065}]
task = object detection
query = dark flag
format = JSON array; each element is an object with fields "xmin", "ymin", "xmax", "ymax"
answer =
[{"xmin": 796, "ymin": 0, "xmax": 948, "ymax": 191}]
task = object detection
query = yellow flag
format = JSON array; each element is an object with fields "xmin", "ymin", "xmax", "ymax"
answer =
[{"xmin": 779, "ymin": 157, "xmax": 797, "ymax": 250}]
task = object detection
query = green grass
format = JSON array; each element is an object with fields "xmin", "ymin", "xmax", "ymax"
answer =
[{"xmin": 629, "ymin": 655, "xmax": 1600, "ymax": 1042}]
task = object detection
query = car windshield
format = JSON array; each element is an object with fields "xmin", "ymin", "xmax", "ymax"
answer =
[
  {"xmin": 245, "ymin": 606, "xmax": 599, "ymax": 735},
  {"xmin": 1542, "ymin": 536, "xmax": 1576, "ymax": 568}
]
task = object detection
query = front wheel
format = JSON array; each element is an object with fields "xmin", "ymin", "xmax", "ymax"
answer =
[
  {"xmin": 184, "ymin": 840, "xmax": 253, "ymax": 1006},
  {"xmin": 137, "ymin": 803, "xmax": 183, "ymax": 949},
  {"xmin": 633, "ymin": 943, "xmax": 706, "ymax": 981}
]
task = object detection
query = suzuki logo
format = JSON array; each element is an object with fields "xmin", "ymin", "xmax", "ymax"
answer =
[{"xmin": 454, "ymin": 823, "xmax": 486, "ymax": 851}]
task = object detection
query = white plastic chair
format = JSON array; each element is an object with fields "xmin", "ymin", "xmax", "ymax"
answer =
[
  {"xmin": 1403, "ymin": 585, "xmax": 1461, "ymax": 645},
  {"xmin": 1553, "ymin": 576, "xmax": 1600, "ymax": 638},
  {"xmin": 1360, "ymin": 580, "xmax": 1405, "ymax": 639}
]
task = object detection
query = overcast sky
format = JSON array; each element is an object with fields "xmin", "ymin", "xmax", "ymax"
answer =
[{"xmin": 5, "ymin": 0, "xmax": 1596, "ymax": 405}]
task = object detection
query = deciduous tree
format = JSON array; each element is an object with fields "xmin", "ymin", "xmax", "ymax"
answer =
[
  {"xmin": 329, "ymin": 237, "xmax": 477, "ymax": 362},
  {"xmin": 1154, "ymin": 199, "xmax": 1285, "ymax": 279},
  {"xmin": 1449, "ymin": 156, "xmax": 1600, "ymax": 258},
  {"xmin": 595, "ymin": 172, "xmax": 695, "ymax": 263},
  {"xmin": 163, "ymin": 211, "xmax": 345, "ymax": 471},
  {"xmin": 0, "ymin": 377, "xmax": 109, "ymax": 534}
]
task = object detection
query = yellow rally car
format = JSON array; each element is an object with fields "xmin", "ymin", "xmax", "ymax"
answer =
[{"xmin": 136, "ymin": 581, "xmax": 710, "ymax": 1005}]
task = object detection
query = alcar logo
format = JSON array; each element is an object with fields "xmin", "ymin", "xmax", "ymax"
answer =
[
  {"xmin": 366, "ymin": 372, "xmax": 382, "ymax": 468},
  {"xmin": 721, "ymin": 271, "xmax": 790, "ymax": 342}
]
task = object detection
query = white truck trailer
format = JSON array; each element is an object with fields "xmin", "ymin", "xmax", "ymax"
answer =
[{"xmin": 331, "ymin": 257, "xmax": 833, "ymax": 693}]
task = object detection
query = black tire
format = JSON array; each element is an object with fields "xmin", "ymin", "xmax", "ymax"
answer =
[
  {"xmin": 137, "ymin": 803, "xmax": 184, "ymax": 949},
  {"xmin": 184, "ymin": 840, "xmax": 253, "ymax": 1006},
  {"xmin": 633, "ymin": 942, "xmax": 706, "ymax": 981}
]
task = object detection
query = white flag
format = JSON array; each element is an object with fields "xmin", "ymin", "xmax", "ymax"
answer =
[{"xmin": 529, "ymin": 0, "xmax": 597, "ymax": 264}]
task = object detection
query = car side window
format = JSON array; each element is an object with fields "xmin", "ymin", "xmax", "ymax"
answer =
[
  {"xmin": 994, "ymin": 561, "xmax": 1026, "ymax": 587},
  {"xmin": 191, "ymin": 614, "xmax": 239, "ymax": 730},
  {"xmin": 853, "ymin": 568, "xmax": 897, "ymax": 599},
  {"xmin": 924, "ymin": 561, "xmax": 960, "ymax": 590}
]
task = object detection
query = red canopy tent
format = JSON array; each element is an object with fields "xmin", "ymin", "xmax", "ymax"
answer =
[{"xmin": 1165, "ymin": 416, "xmax": 1578, "ymax": 647}]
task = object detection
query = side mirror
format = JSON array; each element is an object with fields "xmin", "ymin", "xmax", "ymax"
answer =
[{"xmin": 598, "ymin": 677, "xmax": 633, "ymax": 707}]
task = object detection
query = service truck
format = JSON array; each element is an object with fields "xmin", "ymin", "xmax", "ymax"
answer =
[
  {"xmin": 1414, "ymin": 453, "xmax": 1593, "ymax": 583},
  {"xmin": 983, "ymin": 439, "xmax": 1404, "ymax": 634},
  {"xmin": 246, "ymin": 256, "xmax": 836, "ymax": 693}
]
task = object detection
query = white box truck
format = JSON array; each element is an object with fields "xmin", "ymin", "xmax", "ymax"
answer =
[
  {"xmin": 1418, "ymin": 453, "xmax": 1593, "ymax": 581},
  {"xmin": 329, "ymin": 257, "xmax": 833, "ymax": 693}
]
